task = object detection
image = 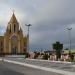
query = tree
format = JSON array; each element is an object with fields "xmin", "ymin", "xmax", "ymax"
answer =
[
  {"xmin": 70, "ymin": 54, "xmax": 74, "ymax": 61},
  {"xmin": 53, "ymin": 41, "xmax": 63, "ymax": 60},
  {"xmin": 43, "ymin": 53, "xmax": 49, "ymax": 60},
  {"xmin": 34, "ymin": 52, "xmax": 39, "ymax": 59},
  {"xmin": 25, "ymin": 52, "xmax": 29, "ymax": 58}
]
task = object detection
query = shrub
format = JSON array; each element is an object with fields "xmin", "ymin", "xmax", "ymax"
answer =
[{"xmin": 43, "ymin": 53, "xmax": 48, "ymax": 60}]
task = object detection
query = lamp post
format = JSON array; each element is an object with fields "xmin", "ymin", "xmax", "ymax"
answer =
[
  {"xmin": 67, "ymin": 28, "xmax": 72, "ymax": 57},
  {"xmin": 25, "ymin": 24, "xmax": 32, "ymax": 53}
]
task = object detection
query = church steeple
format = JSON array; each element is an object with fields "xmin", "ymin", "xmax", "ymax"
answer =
[
  {"xmin": 9, "ymin": 12, "xmax": 18, "ymax": 23},
  {"xmin": 7, "ymin": 12, "xmax": 19, "ymax": 33}
]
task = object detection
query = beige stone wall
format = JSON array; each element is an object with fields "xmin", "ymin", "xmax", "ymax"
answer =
[
  {"xmin": 3, "ymin": 31, "xmax": 27, "ymax": 54},
  {"xmin": 0, "ymin": 36, "xmax": 4, "ymax": 53}
]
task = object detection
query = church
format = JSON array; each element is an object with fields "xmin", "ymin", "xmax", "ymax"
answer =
[{"xmin": 0, "ymin": 13, "xmax": 27, "ymax": 55}]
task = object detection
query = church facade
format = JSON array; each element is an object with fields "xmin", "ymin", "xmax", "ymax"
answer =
[{"xmin": 0, "ymin": 13, "xmax": 27, "ymax": 55}]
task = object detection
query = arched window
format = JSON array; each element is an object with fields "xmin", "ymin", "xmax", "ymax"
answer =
[
  {"xmin": 10, "ymin": 25, "xmax": 11, "ymax": 32},
  {"xmin": 11, "ymin": 35, "xmax": 17, "ymax": 44},
  {"xmin": 14, "ymin": 24, "xmax": 16, "ymax": 32}
]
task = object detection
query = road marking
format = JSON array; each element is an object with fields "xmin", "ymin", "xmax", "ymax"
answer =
[{"xmin": 1, "ymin": 59, "xmax": 75, "ymax": 75}]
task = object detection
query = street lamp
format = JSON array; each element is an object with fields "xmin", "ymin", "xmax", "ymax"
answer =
[
  {"xmin": 67, "ymin": 27, "xmax": 72, "ymax": 56},
  {"xmin": 25, "ymin": 24, "xmax": 32, "ymax": 53}
]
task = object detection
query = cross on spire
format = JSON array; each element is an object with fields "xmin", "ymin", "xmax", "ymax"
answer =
[{"xmin": 12, "ymin": 9, "xmax": 15, "ymax": 14}]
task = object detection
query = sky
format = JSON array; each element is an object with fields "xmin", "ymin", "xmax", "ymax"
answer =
[{"xmin": 0, "ymin": 0, "xmax": 75, "ymax": 51}]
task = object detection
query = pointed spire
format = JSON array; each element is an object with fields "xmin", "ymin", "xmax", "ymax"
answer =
[
  {"xmin": 9, "ymin": 12, "xmax": 18, "ymax": 23},
  {"xmin": 20, "ymin": 27, "xmax": 23, "ymax": 33}
]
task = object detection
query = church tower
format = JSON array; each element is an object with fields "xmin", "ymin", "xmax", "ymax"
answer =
[
  {"xmin": 3, "ymin": 12, "xmax": 27, "ymax": 54},
  {"xmin": 7, "ymin": 12, "xmax": 19, "ymax": 33}
]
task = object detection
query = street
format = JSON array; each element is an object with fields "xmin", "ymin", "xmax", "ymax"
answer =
[{"xmin": 0, "ymin": 61, "xmax": 63, "ymax": 75}]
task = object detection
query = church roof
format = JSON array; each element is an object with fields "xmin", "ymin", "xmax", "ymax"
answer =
[{"xmin": 9, "ymin": 12, "xmax": 18, "ymax": 23}]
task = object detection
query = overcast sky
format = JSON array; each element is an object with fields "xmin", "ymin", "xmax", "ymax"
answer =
[{"xmin": 0, "ymin": 0, "xmax": 75, "ymax": 51}]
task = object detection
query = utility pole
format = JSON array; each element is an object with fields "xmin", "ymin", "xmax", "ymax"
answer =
[
  {"xmin": 25, "ymin": 24, "xmax": 32, "ymax": 53},
  {"xmin": 67, "ymin": 28, "xmax": 72, "ymax": 57}
]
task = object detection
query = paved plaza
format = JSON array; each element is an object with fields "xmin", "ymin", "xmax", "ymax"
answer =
[
  {"xmin": 0, "ymin": 56, "xmax": 75, "ymax": 75},
  {"xmin": 3, "ymin": 57, "xmax": 75, "ymax": 72},
  {"xmin": 0, "ymin": 61, "xmax": 63, "ymax": 75}
]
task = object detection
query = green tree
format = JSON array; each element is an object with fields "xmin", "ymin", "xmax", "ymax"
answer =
[
  {"xmin": 43, "ymin": 53, "xmax": 49, "ymax": 60},
  {"xmin": 53, "ymin": 42, "xmax": 63, "ymax": 60},
  {"xmin": 70, "ymin": 54, "xmax": 74, "ymax": 61},
  {"xmin": 25, "ymin": 52, "xmax": 29, "ymax": 58}
]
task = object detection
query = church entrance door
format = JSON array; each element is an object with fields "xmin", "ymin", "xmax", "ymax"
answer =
[{"xmin": 12, "ymin": 47, "xmax": 17, "ymax": 55}]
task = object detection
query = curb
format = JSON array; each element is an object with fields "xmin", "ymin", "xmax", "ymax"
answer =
[{"xmin": 26, "ymin": 58, "xmax": 72, "ymax": 64}]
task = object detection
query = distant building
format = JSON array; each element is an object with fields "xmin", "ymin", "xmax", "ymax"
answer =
[{"xmin": 0, "ymin": 13, "xmax": 27, "ymax": 55}]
